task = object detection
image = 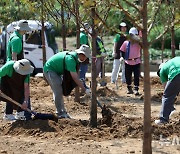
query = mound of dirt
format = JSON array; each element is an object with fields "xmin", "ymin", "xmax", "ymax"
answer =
[
  {"xmin": 152, "ymin": 120, "xmax": 180, "ymax": 140},
  {"xmin": 151, "ymin": 92, "xmax": 163, "ymax": 102},
  {"xmin": 1, "ymin": 113, "xmax": 180, "ymax": 142},
  {"xmin": 96, "ymin": 87, "xmax": 119, "ymax": 97},
  {"xmin": 0, "ymin": 76, "xmax": 179, "ymax": 154},
  {"xmin": 151, "ymin": 77, "xmax": 161, "ymax": 86}
]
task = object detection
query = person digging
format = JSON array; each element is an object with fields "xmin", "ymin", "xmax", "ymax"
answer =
[
  {"xmin": 43, "ymin": 45, "xmax": 91, "ymax": 119},
  {"xmin": 0, "ymin": 59, "xmax": 34, "ymax": 121},
  {"xmin": 155, "ymin": 57, "xmax": 180, "ymax": 125}
]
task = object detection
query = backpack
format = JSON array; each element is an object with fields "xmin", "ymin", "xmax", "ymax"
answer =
[{"xmin": 62, "ymin": 53, "xmax": 78, "ymax": 96}]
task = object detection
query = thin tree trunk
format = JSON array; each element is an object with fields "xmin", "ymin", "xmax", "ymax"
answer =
[
  {"xmin": 41, "ymin": 0, "xmax": 46, "ymax": 67},
  {"xmin": 74, "ymin": 0, "xmax": 80, "ymax": 102},
  {"xmin": 161, "ymin": 36, "xmax": 165, "ymax": 63},
  {"xmin": 89, "ymin": 7, "xmax": 97, "ymax": 127},
  {"xmin": 41, "ymin": 0, "xmax": 47, "ymax": 81},
  {"xmin": 171, "ymin": 8, "xmax": 175, "ymax": 58},
  {"xmin": 61, "ymin": 3, "xmax": 66, "ymax": 51},
  {"xmin": 142, "ymin": 0, "xmax": 152, "ymax": 153}
]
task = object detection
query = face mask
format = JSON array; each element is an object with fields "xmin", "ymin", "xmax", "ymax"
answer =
[{"xmin": 78, "ymin": 58, "xmax": 85, "ymax": 63}]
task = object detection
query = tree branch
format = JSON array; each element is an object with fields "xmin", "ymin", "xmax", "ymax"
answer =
[
  {"xmin": 44, "ymin": 2, "xmax": 61, "ymax": 22},
  {"xmin": 147, "ymin": 0, "xmax": 162, "ymax": 34},
  {"xmin": 110, "ymin": 1, "xmax": 143, "ymax": 30},
  {"xmin": 123, "ymin": 0, "xmax": 141, "ymax": 12},
  {"xmin": 150, "ymin": 26, "xmax": 169, "ymax": 45}
]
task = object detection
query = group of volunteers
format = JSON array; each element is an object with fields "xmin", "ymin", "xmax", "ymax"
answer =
[
  {"xmin": 0, "ymin": 20, "xmax": 91, "ymax": 120},
  {"xmin": 0, "ymin": 20, "xmax": 179, "ymax": 125},
  {"xmin": 111, "ymin": 22, "xmax": 142, "ymax": 95}
]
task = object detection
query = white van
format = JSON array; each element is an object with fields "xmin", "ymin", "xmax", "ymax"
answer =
[{"xmin": 0, "ymin": 20, "xmax": 58, "ymax": 75}]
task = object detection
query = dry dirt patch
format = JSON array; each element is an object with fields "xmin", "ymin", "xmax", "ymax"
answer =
[{"xmin": 0, "ymin": 76, "xmax": 179, "ymax": 154}]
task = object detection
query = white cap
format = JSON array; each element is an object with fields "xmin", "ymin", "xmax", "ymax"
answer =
[
  {"xmin": 129, "ymin": 27, "xmax": 138, "ymax": 35},
  {"xmin": 75, "ymin": 45, "xmax": 91, "ymax": 58},
  {"xmin": 120, "ymin": 22, "xmax": 126, "ymax": 27},
  {"xmin": 13, "ymin": 59, "xmax": 34, "ymax": 75},
  {"xmin": 80, "ymin": 28, "xmax": 84, "ymax": 31},
  {"xmin": 84, "ymin": 23, "xmax": 90, "ymax": 29},
  {"xmin": 14, "ymin": 20, "xmax": 32, "ymax": 31}
]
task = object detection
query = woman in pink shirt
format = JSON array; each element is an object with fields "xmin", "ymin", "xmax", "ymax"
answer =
[{"xmin": 120, "ymin": 27, "xmax": 141, "ymax": 95}]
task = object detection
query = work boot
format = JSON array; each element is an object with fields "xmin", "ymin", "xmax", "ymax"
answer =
[{"xmin": 127, "ymin": 86, "xmax": 133, "ymax": 94}]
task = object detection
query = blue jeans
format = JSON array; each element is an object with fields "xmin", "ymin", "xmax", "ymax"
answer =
[
  {"xmin": 44, "ymin": 71, "xmax": 66, "ymax": 115},
  {"xmin": 160, "ymin": 74, "xmax": 180, "ymax": 122},
  {"xmin": 79, "ymin": 63, "xmax": 89, "ymax": 88}
]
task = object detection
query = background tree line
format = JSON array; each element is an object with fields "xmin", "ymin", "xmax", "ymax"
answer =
[
  {"xmin": 0, "ymin": 0, "xmax": 179, "ymax": 50},
  {"xmin": 0, "ymin": 1, "xmax": 179, "ymax": 153}
]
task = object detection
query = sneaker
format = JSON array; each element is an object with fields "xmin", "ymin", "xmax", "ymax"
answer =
[
  {"xmin": 3, "ymin": 114, "xmax": 16, "ymax": 121},
  {"xmin": 127, "ymin": 89, "xmax": 133, "ymax": 94},
  {"xmin": 57, "ymin": 112, "xmax": 71, "ymax": 119},
  {"xmin": 134, "ymin": 90, "xmax": 140, "ymax": 96},
  {"xmin": 15, "ymin": 111, "xmax": 26, "ymax": 120},
  {"xmin": 155, "ymin": 119, "xmax": 168, "ymax": 125},
  {"xmin": 170, "ymin": 108, "xmax": 176, "ymax": 117},
  {"xmin": 121, "ymin": 80, "xmax": 126, "ymax": 84},
  {"xmin": 111, "ymin": 81, "xmax": 115, "ymax": 84}
]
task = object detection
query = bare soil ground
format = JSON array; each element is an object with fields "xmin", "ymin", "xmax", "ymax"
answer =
[{"xmin": 0, "ymin": 76, "xmax": 180, "ymax": 154}]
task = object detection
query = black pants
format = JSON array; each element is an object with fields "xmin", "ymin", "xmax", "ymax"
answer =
[
  {"xmin": 125, "ymin": 63, "xmax": 140, "ymax": 89},
  {"xmin": 5, "ymin": 97, "xmax": 24, "ymax": 114},
  {"xmin": 5, "ymin": 97, "xmax": 32, "ymax": 120}
]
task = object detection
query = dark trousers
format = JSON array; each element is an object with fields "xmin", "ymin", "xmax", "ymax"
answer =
[
  {"xmin": 5, "ymin": 97, "xmax": 32, "ymax": 120},
  {"xmin": 79, "ymin": 63, "xmax": 89, "ymax": 88},
  {"xmin": 160, "ymin": 74, "xmax": 180, "ymax": 121},
  {"xmin": 125, "ymin": 63, "xmax": 140, "ymax": 89},
  {"xmin": 5, "ymin": 98, "xmax": 23, "ymax": 114}
]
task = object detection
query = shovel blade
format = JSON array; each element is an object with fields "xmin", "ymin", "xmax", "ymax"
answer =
[
  {"xmin": 33, "ymin": 113, "xmax": 58, "ymax": 123},
  {"xmin": 100, "ymin": 81, "xmax": 107, "ymax": 87}
]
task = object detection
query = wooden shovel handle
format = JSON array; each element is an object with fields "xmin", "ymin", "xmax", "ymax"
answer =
[{"xmin": 0, "ymin": 92, "xmax": 34, "ymax": 114}]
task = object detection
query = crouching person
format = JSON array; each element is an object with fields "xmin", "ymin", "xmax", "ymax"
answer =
[
  {"xmin": 155, "ymin": 57, "xmax": 180, "ymax": 125},
  {"xmin": 43, "ymin": 45, "xmax": 91, "ymax": 119},
  {"xmin": 0, "ymin": 59, "xmax": 34, "ymax": 121}
]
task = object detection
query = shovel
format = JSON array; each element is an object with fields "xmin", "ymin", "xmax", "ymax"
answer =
[
  {"xmin": 0, "ymin": 92, "xmax": 58, "ymax": 122},
  {"xmin": 96, "ymin": 100, "xmax": 113, "ymax": 125}
]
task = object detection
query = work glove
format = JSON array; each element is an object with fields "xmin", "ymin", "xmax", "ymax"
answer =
[
  {"xmin": 101, "ymin": 52, "xmax": 107, "ymax": 57},
  {"xmin": 85, "ymin": 88, "xmax": 91, "ymax": 96}
]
